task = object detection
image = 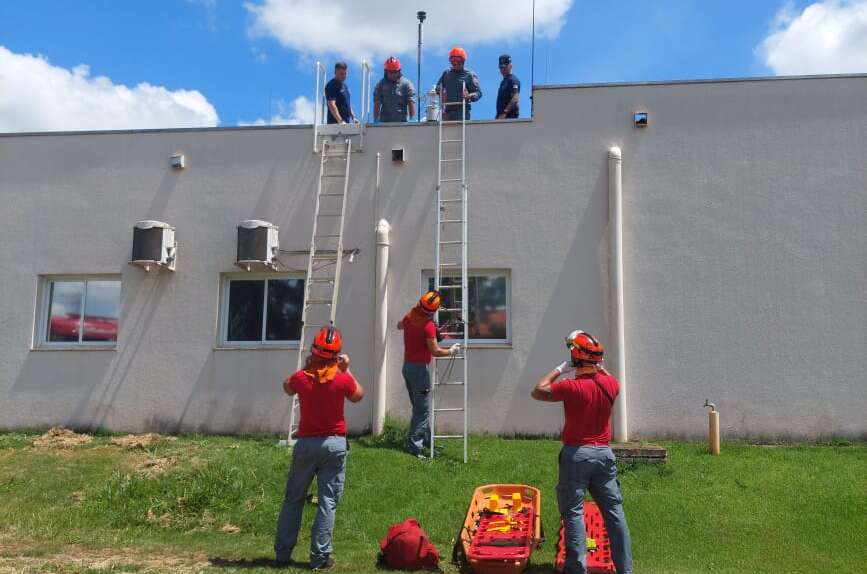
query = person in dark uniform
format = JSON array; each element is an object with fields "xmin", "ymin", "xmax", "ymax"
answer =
[
  {"xmin": 496, "ymin": 54, "xmax": 520, "ymax": 119},
  {"xmin": 324, "ymin": 61, "xmax": 357, "ymax": 124}
]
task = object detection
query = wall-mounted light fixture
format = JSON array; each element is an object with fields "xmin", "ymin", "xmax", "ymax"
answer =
[
  {"xmin": 633, "ymin": 112, "xmax": 648, "ymax": 128},
  {"xmin": 171, "ymin": 153, "xmax": 185, "ymax": 169}
]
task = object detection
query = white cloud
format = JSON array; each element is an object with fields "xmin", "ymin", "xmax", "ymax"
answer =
[
  {"xmin": 0, "ymin": 46, "xmax": 219, "ymax": 133},
  {"xmin": 238, "ymin": 96, "xmax": 315, "ymax": 126},
  {"xmin": 246, "ymin": 0, "xmax": 572, "ymax": 61},
  {"xmin": 758, "ymin": 1, "xmax": 867, "ymax": 74}
]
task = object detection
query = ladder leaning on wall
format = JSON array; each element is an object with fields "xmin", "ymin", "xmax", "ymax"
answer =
[
  {"xmin": 286, "ymin": 138, "xmax": 353, "ymax": 444},
  {"xmin": 284, "ymin": 60, "xmax": 370, "ymax": 445},
  {"xmin": 430, "ymin": 85, "xmax": 469, "ymax": 463}
]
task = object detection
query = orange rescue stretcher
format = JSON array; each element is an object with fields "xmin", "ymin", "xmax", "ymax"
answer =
[
  {"xmin": 455, "ymin": 484, "xmax": 543, "ymax": 574},
  {"xmin": 554, "ymin": 500, "xmax": 616, "ymax": 573}
]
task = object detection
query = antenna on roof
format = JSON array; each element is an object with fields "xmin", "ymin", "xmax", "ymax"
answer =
[
  {"xmin": 531, "ymin": 0, "xmax": 535, "ymax": 117},
  {"xmin": 417, "ymin": 11, "xmax": 427, "ymax": 123}
]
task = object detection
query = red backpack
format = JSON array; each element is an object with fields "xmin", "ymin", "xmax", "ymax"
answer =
[{"xmin": 379, "ymin": 518, "xmax": 440, "ymax": 570}]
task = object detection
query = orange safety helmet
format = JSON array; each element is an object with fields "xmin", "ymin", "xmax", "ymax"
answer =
[
  {"xmin": 384, "ymin": 56, "xmax": 401, "ymax": 71},
  {"xmin": 449, "ymin": 46, "xmax": 467, "ymax": 62},
  {"xmin": 311, "ymin": 325, "xmax": 342, "ymax": 359},
  {"xmin": 418, "ymin": 290, "xmax": 442, "ymax": 313},
  {"xmin": 566, "ymin": 330, "xmax": 604, "ymax": 364}
]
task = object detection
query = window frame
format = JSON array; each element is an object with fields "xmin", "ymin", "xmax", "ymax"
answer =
[
  {"xmin": 35, "ymin": 275, "xmax": 122, "ymax": 350},
  {"xmin": 218, "ymin": 273, "xmax": 305, "ymax": 349},
  {"xmin": 421, "ymin": 269, "xmax": 512, "ymax": 346}
]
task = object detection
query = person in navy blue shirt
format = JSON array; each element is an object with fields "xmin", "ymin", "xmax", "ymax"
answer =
[
  {"xmin": 496, "ymin": 55, "xmax": 520, "ymax": 119},
  {"xmin": 325, "ymin": 62, "xmax": 357, "ymax": 124}
]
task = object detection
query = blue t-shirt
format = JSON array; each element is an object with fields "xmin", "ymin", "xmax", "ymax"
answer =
[
  {"xmin": 325, "ymin": 78, "xmax": 352, "ymax": 124},
  {"xmin": 496, "ymin": 74, "xmax": 520, "ymax": 118}
]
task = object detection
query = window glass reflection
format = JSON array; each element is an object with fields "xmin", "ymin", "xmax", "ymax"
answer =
[
  {"xmin": 427, "ymin": 274, "xmax": 508, "ymax": 341},
  {"xmin": 266, "ymin": 279, "xmax": 304, "ymax": 341},
  {"xmin": 83, "ymin": 281, "xmax": 120, "ymax": 342},
  {"xmin": 227, "ymin": 280, "xmax": 265, "ymax": 341},
  {"xmin": 48, "ymin": 281, "xmax": 84, "ymax": 342}
]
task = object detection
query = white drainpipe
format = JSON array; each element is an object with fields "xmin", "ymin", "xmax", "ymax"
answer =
[
  {"xmin": 373, "ymin": 218, "xmax": 390, "ymax": 435},
  {"xmin": 608, "ymin": 146, "xmax": 628, "ymax": 442}
]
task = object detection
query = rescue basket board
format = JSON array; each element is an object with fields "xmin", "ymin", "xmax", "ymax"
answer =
[
  {"xmin": 456, "ymin": 484, "xmax": 542, "ymax": 574},
  {"xmin": 554, "ymin": 500, "xmax": 616, "ymax": 573}
]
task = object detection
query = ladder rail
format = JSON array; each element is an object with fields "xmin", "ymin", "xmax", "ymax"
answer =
[
  {"xmin": 287, "ymin": 138, "xmax": 351, "ymax": 444},
  {"xmin": 329, "ymin": 139, "xmax": 352, "ymax": 324},
  {"xmin": 431, "ymin": 82, "xmax": 469, "ymax": 463}
]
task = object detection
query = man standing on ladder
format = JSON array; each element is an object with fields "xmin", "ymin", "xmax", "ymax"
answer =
[
  {"xmin": 530, "ymin": 330, "xmax": 633, "ymax": 574},
  {"xmin": 275, "ymin": 326, "xmax": 364, "ymax": 570},
  {"xmin": 397, "ymin": 291, "xmax": 460, "ymax": 458},
  {"xmin": 436, "ymin": 46, "xmax": 481, "ymax": 121}
]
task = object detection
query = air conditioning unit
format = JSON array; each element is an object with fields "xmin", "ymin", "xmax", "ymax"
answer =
[
  {"xmin": 237, "ymin": 220, "xmax": 279, "ymax": 271},
  {"xmin": 131, "ymin": 220, "xmax": 177, "ymax": 272}
]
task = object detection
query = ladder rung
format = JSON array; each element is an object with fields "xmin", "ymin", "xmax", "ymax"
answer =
[
  {"xmin": 440, "ymin": 308, "xmax": 462, "ymax": 313},
  {"xmin": 440, "ymin": 219, "xmax": 464, "ymax": 224},
  {"xmin": 319, "ymin": 193, "xmax": 345, "ymax": 197},
  {"xmin": 306, "ymin": 299, "xmax": 333, "ymax": 305},
  {"xmin": 438, "ymin": 332, "xmax": 463, "ymax": 336},
  {"xmin": 433, "ymin": 435, "xmax": 464, "ymax": 439},
  {"xmin": 434, "ymin": 407, "xmax": 464, "ymax": 412},
  {"xmin": 440, "ymin": 199, "xmax": 463, "ymax": 204},
  {"xmin": 440, "ymin": 120, "xmax": 464, "ymax": 125},
  {"xmin": 440, "ymin": 178, "xmax": 462, "ymax": 183},
  {"xmin": 315, "ymin": 234, "xmax": 341, "ymax": 238},
  {"xmin": 308, "ymin": 278, "xmax": 334, "ymax": 283},
  {"xmin": 321, "ymin": 174, "xmax": 345, "ymax": 178},
  {"xmin": 436, "ymin": 285, "xmax": 461, "ymax": 289},
  {"xmin": 435, "ymin": 356, "xmax": 465, "ymax": 360},
  {"xmin": 302, "ymin": 323, "xmax": 326, "ymax": 328},
  {"xmin": 439, "ymin": 240, "xmax": 462, "ymax": 245},
  {"xmin": 442, "ymin": 101, "xmax": 465, "ymax": 107},
  {"xmin": 318, "ymin": 213, "xmax": 343, "ymax": 217},
  {"xmin": 435, "ymin": 381, "xmax": 465, "ymax": 386},
  {"xmin": 439, "ymin": 263, "xmax": 462, "ymax": 267},
  {"xmin": 441, "ymin": 139, "xmax": 462, "ymax": 143},
  {"xmin": 440, "ymin": 158, "xmax": 462, "ymax": 163}
]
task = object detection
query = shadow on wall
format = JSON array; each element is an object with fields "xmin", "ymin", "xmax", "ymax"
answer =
[
  {"xmin": 9, "ymin": 269, "xmax": 170, "ymax": 430},
  {"xmin": 504, "ymin": 154, "xmax": 610, "ymax": 434}
]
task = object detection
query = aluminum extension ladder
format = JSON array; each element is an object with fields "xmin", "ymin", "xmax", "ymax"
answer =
[
  {"xmin": 286, "ymin": 138, "xmax": 352, "ymax": 444},
  {"xmin": 430, "ymin": 88, "xmax": 469, "ymax": 463}
]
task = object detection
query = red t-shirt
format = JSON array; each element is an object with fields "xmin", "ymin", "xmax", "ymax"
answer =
[
  {"xmin": 287, "ymin": 370, "xmax": 357, "ymax": 437},
  {"xmin": 550, "ymin": 372, "xmax": 620, "ymax": 445},
  {"xmin": 402, "ymin": 317, "xmax": 437, "ymax": 364}
]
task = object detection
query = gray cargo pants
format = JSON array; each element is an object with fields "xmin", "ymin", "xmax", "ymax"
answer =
[{"xmin": 274, "ymin": 435, "xmax": 347, "ymax": 567}]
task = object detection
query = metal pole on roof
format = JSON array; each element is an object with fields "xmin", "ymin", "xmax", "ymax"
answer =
[
  {"xmin": 531, "ymin": 0, "xmax": 535, "ymax": 117},
  {"xmin": 417, "ymin": 11, "xmax": 426, "ymax": 122}
]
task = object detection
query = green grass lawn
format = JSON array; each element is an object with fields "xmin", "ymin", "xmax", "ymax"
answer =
[{"xmin": 0, "ymin": 425, "xmax": 864, "ymax": 574}]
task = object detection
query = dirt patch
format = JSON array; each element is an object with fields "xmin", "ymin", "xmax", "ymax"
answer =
[
  {"xmin": 0, "ymin": 539, "xmax": 211, "ymax": 573},
  {"xmin": 31, "ymin": 427, "xmax": 92, "ymax": 449},
  {"xmin": 135, "ymin": 456, "xmax": 177, "ymax": 478},
  {"xmin": 111, "ymin": 433, "xmax": 177, "ymax": 450},
  {"xmin": 70, "ymin": 491, "xmax": 86, "ymax": 505},
  {"xmin": 219, "ymin": 523, "xmax": 241, "ymax": 534}
]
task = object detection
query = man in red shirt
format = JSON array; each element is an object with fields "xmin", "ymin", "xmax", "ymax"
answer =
[
  {"xmin": 531, "ymin": 330, "xmax": 633, "ymax": 574},
  {"xmin": 275, "ymin": 326, "xmax": 364, "ymax": 570},
  {"xmin": 397, "ymin": 291, "xmax": 460, "ymax": 457}
]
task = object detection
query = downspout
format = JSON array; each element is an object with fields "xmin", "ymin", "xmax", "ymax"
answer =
[
  {"xmin": 373, "ymin": 152, "xmax": 389, "ymax": 435},
  {"xmin": 608, "ymin": 146, "xmax": 628, "ymax": 442}
]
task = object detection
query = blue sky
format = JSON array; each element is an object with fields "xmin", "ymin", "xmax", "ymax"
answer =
[{"xmin": 0, "ymin": 1, "xmax": 864, "ymax": 131}]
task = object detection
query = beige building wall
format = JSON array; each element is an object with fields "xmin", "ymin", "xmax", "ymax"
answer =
[{"xmin": 0, "ymin": 74, "xmax": 865, "ymax": 439}]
